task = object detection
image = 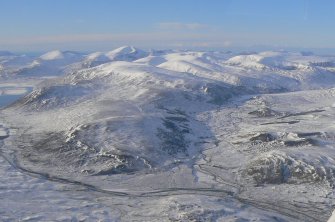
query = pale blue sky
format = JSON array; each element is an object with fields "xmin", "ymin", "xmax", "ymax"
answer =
[{"xmin": 0, "ymin": 0, "xmax": 334, "ymax": 52}]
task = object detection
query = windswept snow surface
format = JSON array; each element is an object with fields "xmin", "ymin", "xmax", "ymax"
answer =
[{"xmin": 1, "ymin": 47, "xmax": 335, "ymax": 221}]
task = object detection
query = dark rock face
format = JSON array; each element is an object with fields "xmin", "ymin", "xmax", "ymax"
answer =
[
  {"xmin": 0, "ymin": 135, "xmax": 9, "ymax": 140},
  {"xmin": 246, "ymin": 158, "xmax": 291, "ymax": 184},
  {"xmin": 250, "ymin": 133, "xmax": 276, "ymax": 142},
  {"xmin": 245, "ymin": 153, "xmax": 335, "ymax": 186},
  {"xmin": 283, "ymin": 138, "xmax": 318, "ymax": 147},
  {"xmin": 283, "ymin": 132, "xmax": 321, "ymax": 147}
]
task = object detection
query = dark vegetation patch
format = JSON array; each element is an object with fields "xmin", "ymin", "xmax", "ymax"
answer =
[
  {"xmin": 156, "ymin": 109, "xmax": 191, "ymax": 155},
  {"xmin": 248, "ymin": 107, "xmax": 281, "ymax": 117},
  {"xmin": 297, "ymin": 132, "xmax": 322, "ymax": 137},
  {"xmin": 310, "ymin": 61, "xmax": 334, "ymax": 67},
  {"xmin": 204, "ymin": 84, "xmax": 249, "ymax": 105},
  {"xmin": 260, "ymin": 121, "xmax": 300, "ymax": 125},
  {"xmin": 279, "ymin": 65, "xmax": 298, "ymax": 70},
  {"xmin": 278, "ymin": 109, "xmax": 325, "ymax": 119},
  {"xmin": 15, "ymin": 131, "xmax": 149, "ymax": 176}
]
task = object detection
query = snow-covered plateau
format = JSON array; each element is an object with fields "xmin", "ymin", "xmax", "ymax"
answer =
[{"xmin": 0, "ymin": 46, "xmax": 335, "ymax": 221}]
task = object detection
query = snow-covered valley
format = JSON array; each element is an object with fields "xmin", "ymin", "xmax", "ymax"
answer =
[{"xmin": 1, "ymin": 46, "xmax": 335, "ymax": 221}]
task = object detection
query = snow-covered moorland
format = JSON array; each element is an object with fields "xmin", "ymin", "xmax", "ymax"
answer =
[{"xmin": 1, "ymin": 46, "xmax": 335, "ymax": 221}]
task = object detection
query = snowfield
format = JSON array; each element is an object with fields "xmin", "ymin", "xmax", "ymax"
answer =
[{"xmin": 0, "ymin": 46, "xmax": 335, "ymax": 221}]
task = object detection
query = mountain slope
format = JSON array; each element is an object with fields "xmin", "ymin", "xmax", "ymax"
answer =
[{"xmin": 1, "ymin": 48, "xmax": 335, "ymax": 221}]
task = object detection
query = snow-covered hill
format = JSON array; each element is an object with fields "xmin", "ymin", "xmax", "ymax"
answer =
[
  {"xmin": 105, "ymin": 46, "xmax": 149, "ymax": 61},
  {"xmin": 0, "ymin": 50, "xmax": 85, "ymax": 78},
  {"xmin": 1, "ymin": 47, "xmax": 335, "ymax": 221}
]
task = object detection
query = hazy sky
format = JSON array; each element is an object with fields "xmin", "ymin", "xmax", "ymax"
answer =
[{"xmin": 0, "ymin": 0, "xmax": 334, "ymax": 52}]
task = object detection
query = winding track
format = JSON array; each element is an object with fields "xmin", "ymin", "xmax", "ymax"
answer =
[{"xmin": 0, "ymin": 147, "xmax": 320, "ymax": 221}]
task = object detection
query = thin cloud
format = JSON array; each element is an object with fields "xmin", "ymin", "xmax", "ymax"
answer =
[
  {"xmin": 0, "ymin": 32, "xmax": 218, "ymax": 45},
  {"xmin": 0, "ymin": 32, "xmax": 235, "ymax": 51},
  {"xmin": 1, "ymin": 30, "xmax": 323, "ymax": 51},
  {"xmin": 157, "ymin": 22, "xmax": 210, "ymax": 31}
]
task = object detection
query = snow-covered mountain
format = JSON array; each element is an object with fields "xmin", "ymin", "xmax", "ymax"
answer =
[
  {"xmin": 105, "ymin": 46, "xmax": 149, "ymax": 61},
  {"xmin": 19, "ymin": 50, "xmax": 84, "ymax": 77},
  {"xmin": 1, "ymin": 47, "xmax": 335, "ymax": 221},
  {"xmin": 226, "ymin": 51, "xmax": 335, "ymax": 71},
  {"xmin": 0, "ymin": 50, "xmax": 85, "ymax": 78}
]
